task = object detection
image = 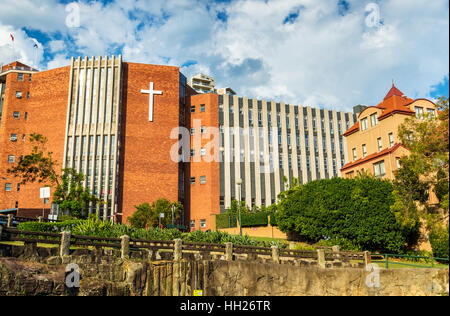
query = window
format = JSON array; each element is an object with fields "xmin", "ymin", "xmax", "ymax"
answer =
[
  {"xmin": 200, "ymin": 147, "xmax": 206, "ymax": 156},
  {"xmin": 362, "ymin": 144, "xmax": 367, "ymax": 157},
  {"xmin": 377, "ymin": 138, "xmax": 382, "ymax": 151},
  {"xmin": 190, "ymin": 149, "xmax": 195, "ymax": 157},
  {"xmin": 25, "ymin": 112, "xmax": 28, "ymax": 120},
  {"xmin": 370, "ymin": 113, "xmax": 378, "ymax": 127},
  {"xmin": 190, "ymin": 106, "xmax": 195, "ymax": 113},
  {"xmin": 22, "ymin": 134, "xmax": 25, "ymax": 142},
  {"xmin": 201, "ymin": 126, "xmax": 206, "ymax": 134},
  {"xmin": 190, "ymin": 128, "xmax": 195, "ymax": 135},
  {"xmin": 190, "ymin": 177, "xmax": 196, "ymax": 184},
  {"xmin": 396, "ymin": 158, "xmax": 401, "ymax": 169},
  {"xmin": 16, "ymin": 91, "xmax": 22, "ymax": 99},
  {"xmin": 388, "ymin": 133, "xmax": 394, "ymax": 147},
  {"xmin": 17, "ymin": 73, "xmax": 23, "ymax": 81},
  {"xmin": 361, "ymin": 117, "xmax": 368, "ymax": 131},
  {"xmin": 415, "ymin": 106, "xmax": 424, "ymax": 119},
  {"xmin": 200, "ymin": 219, "xmax": 206, "ymax": 228},
  {"xmin": 10, "ymin": 134, "xmax": 17, "ymax": 142},
  {"xmin": 352, "ymin": 148, "xmax": 357, "ymax": 161},
  {"xmin": 17, "ymin": 183, "xmax": 20, "ymax": 192},
  {"xmin": 29, "ymin": 74, "xmax": 32, "ymax": 82},
  {"xmin": 27, "ymin": 92, "xmax": 30, "ymax": 99},
  {"xmin": 5, "ymin": 183, "xmax": 12, "ymax": 192},
  {"xmin": 8, "ymin": 155, "xmax": 14, "ymax": 163},
  {"xmin": 200, "ymin": 176, "xmax": 206, "ymax": 184},
  {"xmin": 190, "ymin": 220, "xmax": 195, "ymax": 229},
  {"xmin": 13, "ymin": 111, "xmax": 19, "ymax": 119},
  {"xmin": 373, "ymin": 160, "xmax": 386, "ymax": 178},
  {"xmin": 427, "ymin": 108, "xmax": 435, "ymax": 118},
  {"xmin": 200, "ymin": 104, "xmax": 205, "ymax": 112}
]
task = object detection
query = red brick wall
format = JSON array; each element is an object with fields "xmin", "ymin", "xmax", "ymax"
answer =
[
  {"xmin": 118, "ymin": 62, "xmax": 181, "ymax": 223},
  {"xmin": 0, "ymin": 67, "xmax": 69, "ymax": 211},
  {"xmin": 187, "ymin": 93, "xmax": 220, "ymax": 231},
  {"xmin": 0, "ymin": 71, "xmax": 32, "ymax": 209}
]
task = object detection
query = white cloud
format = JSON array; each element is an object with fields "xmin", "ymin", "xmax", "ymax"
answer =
[
  {"xmin": 0, "ymin": 24, "xmax": 44, "ymax": 68},
  {"xmin": 0, "ymin": 0, "xmax": 447, "ymax": 112}
]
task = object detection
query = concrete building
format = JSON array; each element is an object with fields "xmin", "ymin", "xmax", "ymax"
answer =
[
  {"xmin": 0, "ymin": 56, "xmax": 356, "ymax": 231},
  {"xmin": 188, "ymin": 73, "xmax": 215, "ymax": 94},
  {"xmin": 341, "ymin": 84, "xmax": 437, "ymax": 180}
]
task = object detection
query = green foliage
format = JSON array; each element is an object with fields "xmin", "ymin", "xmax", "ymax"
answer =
[
  {"xmin": 314, "ymin": 237, "xmax": 362, "ymax": 252},
  {"xmin": 53, "ymin": 168, "xmax": 102, "ymax": 218},
  {"xmin": 429, "ymin": 225, "xmax": 449, "ymax": 260},
  {"xmin": 7, "ymin": 133, "xmax": 59, "ymax": 185},
  {"xmin": 18, "ymin": 220, "xmax": 85, "ymax": 233},
  {"xmin": 240, "ymin": 211, "xmax": 270, "ymax": 227},
  {"xmin": 127, "ymin": 199, "xmax": 183, "ymax": 228},
  {"xmin": 396, "ymin": 96, "xmax": 449, "ymax": 215},
  {"xmin": 215, "ymin": 214, "xmax": 237, "ymax": 229},
  {"xmin": 275, "ymin": 177, "xmax": 415, "ymax": 253}
]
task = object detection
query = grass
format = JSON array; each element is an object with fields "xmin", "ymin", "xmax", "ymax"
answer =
[{"xmin": 372, "ymin": 259, "xmax": 449, "ymax": 269}]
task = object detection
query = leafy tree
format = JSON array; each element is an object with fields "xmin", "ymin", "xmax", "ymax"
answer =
[
  {"xmin": 394, "ymin": 97, "xmax": 449, "ymax": 254},
  {"xmin": 396, "ymin": 96, "xmax": 449, "ymax": 216},
  {"xmin": 274, "ymin": 177, "xmax": 417, "ymax": 253},
  {"xmin": 52, "ymin": 168, "xmax": 102, "ymax": 218},
  {"xmin": 128, "ymin": 199, "xmax": 183, "ymax": 228},
  {"xmin": 8, "ymin": 133, "xmax": 101, "ymax": 218},
  {"xmin": 7, "ymin": 133, "xmax": 60, "ymax": 185}
]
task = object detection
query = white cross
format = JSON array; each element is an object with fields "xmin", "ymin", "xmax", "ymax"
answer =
[{"xmin": 141, "ymin": 82, "xmax": 163, "ymax": 122}]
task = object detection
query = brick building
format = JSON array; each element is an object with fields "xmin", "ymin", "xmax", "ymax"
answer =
[
  {"xmin": 0, "ymin": 56, "xmax": 356, "ymax": 230},
  {"xmin": 341, "ymin": 84, "xmax": 438, "ymax": 180}
]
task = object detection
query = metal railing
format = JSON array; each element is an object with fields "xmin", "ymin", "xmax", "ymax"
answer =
[{"xmin": 371, "ymin": 253, "xmax": 449, "ymax": 269}]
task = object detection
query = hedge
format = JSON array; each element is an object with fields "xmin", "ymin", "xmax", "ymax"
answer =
[
  {"xmin": 17, "ymin": 220, "xmax": 85, "ymax": 233},
  {"xmin": 240, "ymin": 211, "xmax": 269, "ymax": 227},
  {"xmin": 216, "ymin": 214, "xmax": 237, "ymax": 229}
]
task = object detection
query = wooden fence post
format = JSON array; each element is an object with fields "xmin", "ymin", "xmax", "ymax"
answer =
[
  {"xmin": 173, "ymin": 238, "xmax": 182, "ymax": 261},
  {"xmin": 332, "ymin": 245, "xmax": 341, "ymax": 260},
  {"xmin": 317, "ymin": 249, "xmax": 326, "ymax": 268},
  {"xmin": 120, "ymin": 235, "xmax": 130, "ymax": 259},
  {"xmin": 0, "ymin": 225, "xmax": 3, "ymax": 241},
  {"xmin": 37, "ymin": 216, "xmax": 43, "ymax": 223},
  {"xmin": 271, "ymin": 245, "xmax": 280, "ymax": 264},
  {"xmin": 225, "ymin": 242, "xmax": 233, "ymax": 261},
  {"xmin": 60, "ymin": 231, "xmax": 71, "ymax": 257},
  {"xmin": 7, "ymin": 214, "xmax": 13, "ymax": 228},
  {"xmin": 364, "ymin": 251, "xmax": 372, "ymax": 267}
]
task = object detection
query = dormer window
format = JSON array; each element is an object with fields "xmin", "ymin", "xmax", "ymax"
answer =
[
  {"xmin": 370, "ymin": 113, "xmax": 378, "ymax": 127},
  {"xmin": 361, "ymin": 117, "xmax": 368, "ymax": 131},
  {"xmin": 415, "ymin": 106, "xmax": 424, "ymax": 119}
]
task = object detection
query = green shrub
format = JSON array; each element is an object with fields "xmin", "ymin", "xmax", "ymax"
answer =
[
  {"xmin": 314, "ymin": 237, "xmax": 362, "ymax": 252},
  {"xmin": 276, "ymin": 177, "xmax": 411, "ymax": 253},
  {"xmin": 216, "ymin": 214, "xmax": 237, "ymax": 229},
  {"xmin": 429, "ymin": 225, "xmax": 449, "ymax": 260},
  {"xmin": 18, "ymin": 220, "xmax": 85, "ymax": 233},
  {"xmin": 240, "ymin": 211, "xmax": 269, "ymax": 227}
]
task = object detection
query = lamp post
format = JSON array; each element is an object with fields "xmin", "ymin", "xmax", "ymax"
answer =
[{"xmin": 236, "ymin": 178, "xmax": 242, "ymax": 237}]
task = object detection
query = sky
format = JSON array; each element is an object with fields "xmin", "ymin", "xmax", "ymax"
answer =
[{"xmin": 0, "ymin": 0, "xmax": 448, "ymax": 112}]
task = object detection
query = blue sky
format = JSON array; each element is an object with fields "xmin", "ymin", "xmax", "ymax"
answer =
[{"xmin": 0, "ymin": 0, "xmax": 448, "ymax": 111}]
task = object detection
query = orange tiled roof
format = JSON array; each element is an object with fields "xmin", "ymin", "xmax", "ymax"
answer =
[
  {"xmin": 341, "ymin": 143, "xmax": 406, "ymax": 172},
  {"xmin": 343, "ymin": 121, "xmax": 359, "ymax": 137},
  {"xmin": 342, "ymin": 84, "xmax": 415, "ymax": 135}
]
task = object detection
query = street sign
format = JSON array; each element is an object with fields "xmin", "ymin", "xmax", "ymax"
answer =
[{"xmin": 40, "ymin": 187, "xmax": 50, "ymax": 199}]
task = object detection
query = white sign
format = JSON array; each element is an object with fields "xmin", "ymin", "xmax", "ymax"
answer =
[
  {"xmin": 40, "ymin": 187, "xmax": 50, "ymax": 199},
  {"xmin": 141, "ymin": 82, "xmax": 162, "ymax": 122},
  {"xmin": 160, "ymin": 213, "xmax": 165, "ymax": 218}
]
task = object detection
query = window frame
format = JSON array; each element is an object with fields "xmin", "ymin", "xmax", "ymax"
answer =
[{"xmin": 373, "ymin": 160, "xmax": 386, "ymax": 178}]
